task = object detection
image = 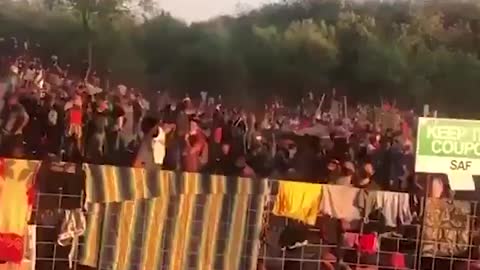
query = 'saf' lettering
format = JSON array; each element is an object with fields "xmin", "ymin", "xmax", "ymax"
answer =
[{"xmin": 450, "ymin": 160, "xmax": 472, "ymax": 171}]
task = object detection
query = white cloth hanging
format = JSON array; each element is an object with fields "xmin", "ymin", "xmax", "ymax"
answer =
[
  {"xmin": 0, "ymin": 225, "xmax": 36, "ymax": 270},
  {"xmin": 319, "ymin": 185, "xmax": 361, "ymax": 221},
  {"xmin": 359, "ymin": 191, "xmax": 413, "ymax": 227},
  {"xmin": 23, "ymin": 225, "xmax": 36, "ymax": 270},
  {"xmin": 58, "ymin": 209, "xmax": 86, "ymax": 269}
]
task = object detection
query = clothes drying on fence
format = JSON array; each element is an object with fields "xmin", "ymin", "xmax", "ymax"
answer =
[
  {"xmin": 278, "ymin": 222, "xmax": 311, "ymax": 250},
  {"xmin": 358, "ymin": 191, "xmax": 413, "ymax": 227},
  {"xmin": 390, "ymin": 252, "xmax": 406, "ymax": 269},
  {"xmin": 0, "ymin": 159, "xmax": 40, "ymax": 263},
  {"xmin": 319, "ymin": 185, "xmax": 361, "ymax": 221},
  {"xmin": 58, "ymin": 209, "xmax": 86, "ymax": 269},
  {"xmin": 357, "ymin": 233, "xmax": 378, "ymax": 254},
  {"xmin": 343, "ymin": 232, "xmax": 357, "ymax": 248},
  {"xmin": 0, "ymin": 225, "xmax": 36, "ymax": 270},
  {"xmin": 343, "ymin": 232, "xmax": 378, "ymax": 254},
  {"xmin": 21, "ymin": 225, "xmax": 35, "ymax": 270},
  {"xmin": 78, "ymin": 203, "xmax": 103, "ymax": 267},
  {"xmin": 272, "ymin": 181, "xmax": 322, "ymax": 225},
  {"xmin": 79, "ymin": 194, "xmax": 265, "ymax": 270},
  {"xmin": 421, "ymin": 198, "xmax": 471, "ymax": 257},
  {"xmin": 84, "ymin": 164, "xmax": 270, "ymax": 203}
]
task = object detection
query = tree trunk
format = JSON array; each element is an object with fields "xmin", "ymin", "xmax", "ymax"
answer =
[
  {"xmin": 82, "ymin": 9, "xmax": 92, "ymax": 81},
  {"xmin": 86, "ymin": 41, "xmax": 92, "ymax": 81}
]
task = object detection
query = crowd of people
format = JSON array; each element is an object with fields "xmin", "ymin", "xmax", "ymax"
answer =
[{"xmin": 0, "ymin": 42, "xmax": 418, "ymax": 193}]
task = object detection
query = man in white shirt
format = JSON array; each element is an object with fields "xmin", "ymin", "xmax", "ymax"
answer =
[{"xmin": 134, "ymin": 120, "xmax": 173, "ymax": 169}]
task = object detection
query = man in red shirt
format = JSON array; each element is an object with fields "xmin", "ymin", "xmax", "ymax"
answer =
[{"xmin": 64, "ymin": 94, "xmax": 83, "ymax": 159}]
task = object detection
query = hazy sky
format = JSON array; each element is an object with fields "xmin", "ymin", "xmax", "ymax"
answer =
[{"xmin": 156, "ymin": 0, "xmax": 274, "ymax": 23}]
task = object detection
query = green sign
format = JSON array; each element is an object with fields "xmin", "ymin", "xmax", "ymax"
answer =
[
  {"xmin": 416, "ymin": 117, "xmax": 480, "ymax": 190},
  {"xmin": 417, "ymin": 118, "xmax": 480, "ymax": 159}
]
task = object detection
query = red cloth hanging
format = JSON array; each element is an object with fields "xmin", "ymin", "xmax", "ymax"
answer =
[
  {"xmin": 357, "ymin": 233, "xmax": 377, "ymax": 254},
  {"xmin": 0, "ymin": 233, "xmax": 24, "ymax": 263},
  {"xmin": 390, "ymin": 252, "xmax": 406, "ymax": 269},
  {"xmin": 343, "ymin": 232, "xmax": 358, "ymax": 248}
]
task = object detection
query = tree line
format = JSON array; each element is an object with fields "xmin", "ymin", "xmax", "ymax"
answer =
[{"xmin": 1, "ymin": 0, "xmax": 480, "ymax": 115}]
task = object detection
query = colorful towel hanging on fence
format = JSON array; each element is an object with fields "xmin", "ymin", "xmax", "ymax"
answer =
[
  {"xmin": 80, "ymin": 164, "xmax": 269, "ymax": 270},
  {"xmin": 84, "ymin": 164, "xmax": 270, "ymax": 203},
  {"xmin": 80, "ymin": 194, "xmax": 265, "ymax": 270}
]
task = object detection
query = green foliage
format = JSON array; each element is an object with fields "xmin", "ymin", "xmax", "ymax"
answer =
[{"xmin": 2, "ymin": 0, "xmax": 480, "ymax": 114}]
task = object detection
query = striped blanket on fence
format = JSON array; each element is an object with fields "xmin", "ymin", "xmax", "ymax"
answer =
[{"xmin": 80, "ymin": 164, "xmax": 269, "ymax": 270}]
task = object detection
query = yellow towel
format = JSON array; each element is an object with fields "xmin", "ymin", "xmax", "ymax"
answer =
[{"xmin": 272, "ymin": 181, "xmax": 323, "ymax": 225}]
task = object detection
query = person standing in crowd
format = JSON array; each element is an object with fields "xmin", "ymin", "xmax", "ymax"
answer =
[
  {"xmin": 42, "ymin": 94, "xmax": 61, "ymax": 155},
  {"xmin": 109, "ymin": 95, "xmax": 125, "ymax": 160},
  {"xmin": 334, "ymin": 161, "xmax": 355, "ymax": 186},
  {"xmin": 374, "ymin": 137, "xmax": 394, "ymax": 189},
  {"xmin": 207, "ymin": 109, "xmax": 225, "ymax": 170},
  {"xmin": 21, "ymin": 88, "xmax": 43, "ymax": 155},
  {"xmin": 354, "ymin": 162, "xmax": 380, "ymax": 189},
  {"xmin": 116, "ymin": 95, "xmax": 136, "ymax": 155},
  {"xmin": 176, "ymin": 99, "xmax": 190, "ymax": 137},
  {"xmin": 86, "ymin": 97, "xmax": 109, "ymax": 162},
  {"xmin": 133, "ymin": 93, "xmax": 146, "ymax": 142},
  {"xmin": 182, "ymin": 120, "xmax": 207, "ymax": 172},
  {"xmin": 47, "ymin": 55, "xmax": 64, "ymax": 88},
  {"xmin": 231, "ymin": 109, "xmax": 247, "ymax": 154},
  {"xmin": 174, "ymin": 100, "xmax": 189, "ymax": 170},
  {"xmin": 64, "ymin": 93, "xmax": 83, "ymax": 160},
  {"xmin": 400, "ymin": 141, "xmax": 415, "ymax": 190},
  {"xmin": 212, "ymin": 141, "xmax": 236, "ymax": 175},
  {"xmin": 0, "ymin": 95, "xmax": 29, "ymax": 155},
  {"xmin": 325, "ymin": 159, "xmax": 342, "ymax": 183},
  {"xmin": 134, "ymin": 117, "xmax": 174, "ymax": 169},
  {"xmin": 22, "ymin": 62, "xmax": 36, "ymax": 88}
]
